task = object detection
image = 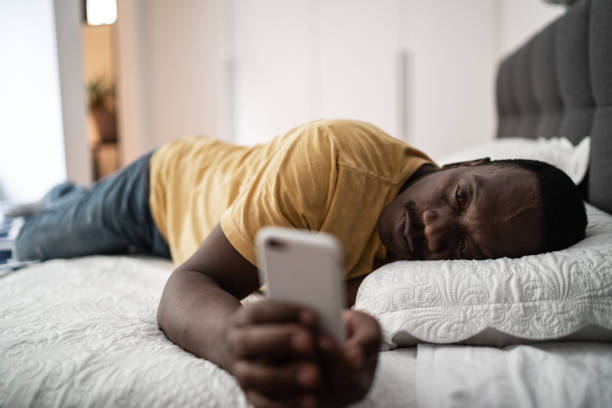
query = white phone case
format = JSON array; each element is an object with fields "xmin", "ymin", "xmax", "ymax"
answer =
[{"xmin": 256, "ymin": 227, "xmax": 346, "ymax": 344}]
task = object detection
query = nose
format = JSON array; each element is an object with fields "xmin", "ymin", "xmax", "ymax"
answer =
[{"xmin": 422, "ymin": 208, "xmax": 458, "ymax": 255}]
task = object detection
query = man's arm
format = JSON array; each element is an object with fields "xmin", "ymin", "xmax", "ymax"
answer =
[
  {"xmin": 156, "ymin": 223, "xmax": 259, "ymax": 369},
  {"xmin": 157, "ymin": 223, "xmax": 365, "ymax": 363},
  {"xmin": 157, "ymin": 223, "xmax": 382, "ymax": 406}
]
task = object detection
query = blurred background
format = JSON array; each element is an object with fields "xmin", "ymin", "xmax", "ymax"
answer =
[{"xmin": 0, "ymin": 0, "xmax": 565, "ymax": 203}]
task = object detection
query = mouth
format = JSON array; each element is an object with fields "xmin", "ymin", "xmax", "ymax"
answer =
[
  {"xmin": 403, "ymin": 208, "xmax": 414, "ymax": 254},
  {"xmin": 394, "ymin": 210, "xmax": 412, "ymax": 258},
  {"xmin": 397, "ymin": 200, "xmax": 426, "ymax": 260}
]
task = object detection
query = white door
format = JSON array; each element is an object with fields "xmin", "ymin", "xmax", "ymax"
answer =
[
  {"xmin": 230, "ymin": 0, "xmax": 498, "ymax": 158},
  {"xmin": 231, "ymin": 0, "xmax": 317, "ymax": 145},
  {"xmin": 317, "ymin": 0, "xmax": 402, "ymax": 140}
]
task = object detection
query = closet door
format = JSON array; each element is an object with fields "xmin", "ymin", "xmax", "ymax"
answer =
[
  {"xmin": 405, "ymin": 0, "xmax": 498, "ymax": 159},
  {"xmin": 231, "ymin": 0, "xmax": 316, "ymax": 145},
  {"xmin": 317, "ymin": 0, "xmax": 498, "ymax": 156},
  {"xmin": 231, "ymin": 0, "xmax": 402, "ymax": 144},
  {"xmin": 230, "ymin": 0, "xmax": 498, "ymax": 156},
  {"xmin": 316, "ymin": 0, "xmax": 402, "ymax": 139}
]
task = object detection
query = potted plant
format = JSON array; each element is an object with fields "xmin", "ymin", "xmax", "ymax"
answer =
[{"xmin": 87, "ymin": 75, "xmax": 117, "ymax": 144}]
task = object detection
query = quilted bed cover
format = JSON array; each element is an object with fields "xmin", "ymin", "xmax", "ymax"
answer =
[{"xmin": 1, "ymin": 256, "xmax": 611, "ymax": 408}]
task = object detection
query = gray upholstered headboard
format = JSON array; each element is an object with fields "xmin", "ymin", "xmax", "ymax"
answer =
[{"xmin": 496, "ymin": 0, "xmax": 612, "ymax": 214}]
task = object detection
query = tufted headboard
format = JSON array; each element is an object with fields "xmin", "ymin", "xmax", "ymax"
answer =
[{"xmin": 495, "ymin": 0, "xmax": 612, "ymax": 214}]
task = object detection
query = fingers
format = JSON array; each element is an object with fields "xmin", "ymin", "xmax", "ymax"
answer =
[
  {"xmin": 245, "ymin": 390, "xmax": 316, "ymax": 408},
  {"xmin": 235, "ymin": 358, "xmax": 319, "ymax": 408},
  {"xmin": 317, "ymin": 333, "xmax": 344, "ymax": 365},
  {"xmin": 233, "ymin": 360, "xmax": 319, "ymax": 395},
  {"xmin": 228, "ymin": 323, "xmax": 315, "ymax": 359},
  {"xmin": 316, "ymin": 333, "xmax": 372, "ymax": 405},
  {"xmin": 227, "ymin": 301, "xmax": 319, "ymax": 360},
  {"xmin": 316, "ymin": 333, "xmax": 363, "ymax": 377},
  {"xmin": 229, "ymin": 305, "xmax": 382, "ymax": 408},
  {"xmin": 344, "ymin": 310, "xmax": 382, "ymax": 357},
  {"xmin": 232, "ymin": 300, "xmax": 317, "ymax": 327},
  {"xmin": 316, "ymin": 311, "xmax": 381, "ymax": 367},
  {"xmin": 317, "ymin": 310, "xmax": 381, "ymax": 379},
  {"xmin": 343, "ymin": 310, "xmax": 382, "ymax": 372}
]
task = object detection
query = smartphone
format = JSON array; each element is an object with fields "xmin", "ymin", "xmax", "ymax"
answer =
[{"xmin": 256, "ymin": 227, "xmax": 346, "ymax": 344}]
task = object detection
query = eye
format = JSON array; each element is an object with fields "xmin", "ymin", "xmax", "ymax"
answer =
[{"xmin": 455, "ymin": 185, "xmax": 467, "ymax": 209}]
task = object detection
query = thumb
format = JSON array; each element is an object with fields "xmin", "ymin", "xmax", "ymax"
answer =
[{"xmin": 344, "ymin": 310, "xmax": 382, "ymax": 354}]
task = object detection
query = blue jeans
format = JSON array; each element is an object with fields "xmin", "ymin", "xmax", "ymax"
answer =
[{"xmin": 15, "ymin": 152, "xmax": 171, "ymax": 260}]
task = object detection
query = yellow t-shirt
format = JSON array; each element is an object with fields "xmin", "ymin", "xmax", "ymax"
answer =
[{"xmin": 149, "ymin": 119, "xmax": 434, "ymax": 278}]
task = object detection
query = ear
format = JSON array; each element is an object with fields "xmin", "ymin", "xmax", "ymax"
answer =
[{"xmin": 441, "ymin": 157, "xmax": 491, "ymax": 170}]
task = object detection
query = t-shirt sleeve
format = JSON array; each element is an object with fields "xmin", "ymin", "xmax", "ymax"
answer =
[{"xmin": 220, "ymin": 123, "xmax": 338, "ymax": 266}]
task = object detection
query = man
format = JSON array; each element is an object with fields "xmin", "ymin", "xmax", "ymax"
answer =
[{"xmin": 15, "ymin": 119, "xmax": 587, "ymax": 407}]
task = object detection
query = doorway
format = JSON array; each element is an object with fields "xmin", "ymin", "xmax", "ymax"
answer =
[{"xmin": 81, "ymin": 0, "xmax": 119, "ymax": 180}]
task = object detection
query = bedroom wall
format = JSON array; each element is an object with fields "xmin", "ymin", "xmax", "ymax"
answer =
[
  {"xmin": 116, "ymin": 0, "xmax": 230, "ymax": 164},
  {"xmin": 113, "ymin": 0, "xmax": 568, "ymax": 164},
  {"xmin": 0, "ymin": 1, "xmax": 569, "ymax": 201},
  {"xmin": 404, "ymin": 0, "xmax": 499, "ymax": 161},
  {"xmin": 0, "ymin": 0, "xmax": 92, "ymax": 202},
  {"xmin": 498, "ymin": 0, "xmax": 566, "ymax": 58},
  {"xmin": 0, "ymin": 0, "xmax": 67, "ymax": 202},
  {"xmin": 230, "ymin": 0, "xmax": 501, "ymax": 160}
]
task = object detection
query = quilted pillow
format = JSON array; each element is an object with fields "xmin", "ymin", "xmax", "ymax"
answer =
[{"xmin": 354, "ymin": 203, "xmax": 612, "ymax": 348}]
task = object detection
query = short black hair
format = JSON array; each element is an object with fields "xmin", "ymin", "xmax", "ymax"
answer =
[{"xmin": 485, "ymin": 159, "xmax": 587, "ymax": 253}]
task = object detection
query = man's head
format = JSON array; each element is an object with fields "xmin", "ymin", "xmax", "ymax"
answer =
[{"xmin": 378, "ymin": 158, "xmax": 587, "ymax": 261}]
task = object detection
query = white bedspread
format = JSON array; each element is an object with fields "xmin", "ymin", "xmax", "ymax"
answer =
[
  {"xmin": 416, "ymin": 342, "xmax": 612, "ymax": 408},
  {"xmin": 0, "ymin": 256, "xmax": 249, "ymax": 407},
  {"xmin": 0, "ymin": 256, "xmax": 417, "ymax": 408},
  {"xmin": 1, "ymin": 256, "xmax": 610, "ymax": 407}
]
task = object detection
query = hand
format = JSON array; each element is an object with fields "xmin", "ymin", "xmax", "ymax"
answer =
[
  {"xmin": 316, "ymin": 310, "xmax": 382, "ymax": 407},
  {"xmin": 225, "ymin": 300, "xmax": 322, "ymax": 408}
]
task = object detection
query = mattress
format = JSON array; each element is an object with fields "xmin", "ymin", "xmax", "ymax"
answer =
[{"xmin": 1, "ymin": 256, "xmax": 611, "ymax": 407}]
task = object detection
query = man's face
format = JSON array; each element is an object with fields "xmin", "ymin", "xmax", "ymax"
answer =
[{"xmin": 378, "ymin": 164, "xmax": 544, "ymax": 261}]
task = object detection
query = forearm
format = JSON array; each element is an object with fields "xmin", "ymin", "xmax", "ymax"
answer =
[{"xmin": 157, "ymin": 269, "xmax": 241, "ymax": 370}]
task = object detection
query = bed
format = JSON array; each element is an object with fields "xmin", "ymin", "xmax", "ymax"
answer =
[{"xmin": 2, "ymin": 0, "xmax": 612, "ymax": 407}]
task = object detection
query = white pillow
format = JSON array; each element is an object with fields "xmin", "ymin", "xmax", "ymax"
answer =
[
  {"xmin": 354, "ymin": 203, "xmax": 612, "ymax": 348},
  {"xmin": 436, "ymin": 137, "xmax": 590, "ymax": 185}
]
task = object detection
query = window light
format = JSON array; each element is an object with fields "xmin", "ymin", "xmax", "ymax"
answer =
[{"xmin": 86, "ymin": 0, "xmax": 117, "ymax": 26}]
